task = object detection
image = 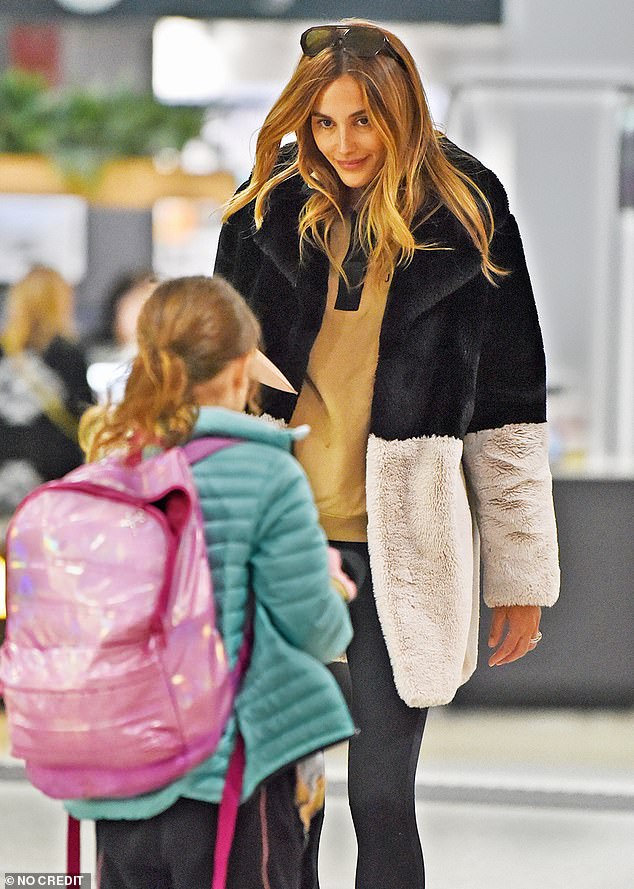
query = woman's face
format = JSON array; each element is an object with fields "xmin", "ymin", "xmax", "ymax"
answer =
[{"xmin": 310, "ymin": 74, "xmax": 386, "ymax": 191}]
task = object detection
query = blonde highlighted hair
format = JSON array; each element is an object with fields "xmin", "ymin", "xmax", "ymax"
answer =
[
  {"xmin": 2, "ymin": 265, "xmax": 75, "ymax": 355},
  {"xmin": 224, "ymin": 20, "xmax": 504, "ymax": 284},
  {"xmin": 82, "ymin": 276, "xmax": 260, "ymax": 461}
]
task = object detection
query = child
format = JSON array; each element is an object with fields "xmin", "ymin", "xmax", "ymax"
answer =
[{"xmin": 67, "ymin": 275, "xmax": 356, "ymax": 889}]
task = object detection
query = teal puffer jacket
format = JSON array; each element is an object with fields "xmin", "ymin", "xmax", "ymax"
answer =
[{"xmin": 66, "ymin": 407, "xmax": 354, "ymax": 820}]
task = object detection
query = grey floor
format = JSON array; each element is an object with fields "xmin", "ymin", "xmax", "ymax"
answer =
[{"xmin": 2, "ymin": 708, "xmax": 633, "ymax": 888}]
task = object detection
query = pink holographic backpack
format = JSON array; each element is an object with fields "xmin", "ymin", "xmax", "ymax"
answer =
[{"xmin": 0, "ymin": 437, "xmax": 243, "ymax": 801}]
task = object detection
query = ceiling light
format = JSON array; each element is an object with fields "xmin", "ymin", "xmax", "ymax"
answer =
[{"xmin": 55, "ymin": 0, "xmax": 124, "ymax": 13}]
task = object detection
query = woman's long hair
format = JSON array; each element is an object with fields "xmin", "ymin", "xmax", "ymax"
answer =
[
  {"xmin": 83, "ymin": 276, "xmax": 260, "ymax": 460},
  {"xmin": 2, "ymin": 265, "xmax": 76, "ymax": 354},
  {"xmin": 224, "ymin": 20, "xmax": 504, "ymax": 284}
]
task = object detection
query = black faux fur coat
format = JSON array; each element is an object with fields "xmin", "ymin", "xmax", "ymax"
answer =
[{"xmin": 214, "ymin": 142, "xmax": 560, "ymax": 707}]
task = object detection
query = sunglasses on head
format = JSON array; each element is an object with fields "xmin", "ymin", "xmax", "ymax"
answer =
[{"xmin": 300, "ymin": 25, "xmax": 406, "ymax": 69}]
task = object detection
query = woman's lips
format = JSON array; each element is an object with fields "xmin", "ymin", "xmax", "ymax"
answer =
[{"xmin": 336, "ymin": 157, "xmax": 368, "ymax": 170}]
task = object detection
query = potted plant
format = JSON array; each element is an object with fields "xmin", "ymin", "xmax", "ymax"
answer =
[{"xmin": 0, "ymin": 69, "xmax": 233, "ymax": 206}]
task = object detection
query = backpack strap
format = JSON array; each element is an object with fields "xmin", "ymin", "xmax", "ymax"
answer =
[
  {"xmin": 66, "ymin": 815, "xmax": 80, "ymax": 878},
  {"xmin": 212, "ymin": 600, "xmax": 254, "ymax": 889},
  {"xmin": 212, "ymin": 733, "xmax": 246, "ymax": 889},
  {"xmin": 182, "ymin": 436, "xmax": 241, "ymax": 465}
]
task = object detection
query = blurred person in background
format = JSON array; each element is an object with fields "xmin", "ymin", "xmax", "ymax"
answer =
[
  {"xmin": 215, "ymin": 19, "xmax": 560, "ymax": 889},
  {"xmin": 0, "ymin": 265, "xmax": 92, "ymax": 554},
  {"xmin": 86, "ymin": 270, "xmax": 159, "ymax": 404}
]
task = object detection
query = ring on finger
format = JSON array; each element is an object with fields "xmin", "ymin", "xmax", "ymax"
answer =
[{"xmin": 529, "ymin": 631, "xmax": 543, "ymax": 645}]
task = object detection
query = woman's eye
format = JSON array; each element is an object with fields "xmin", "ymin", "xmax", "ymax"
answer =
[
  {"xmin": 319, "ymin": 119, "xmax": 334, "ymax": 129},
  {"xmin": 356, "ymin": 117, "xmax": 370, "ymax": 127}
]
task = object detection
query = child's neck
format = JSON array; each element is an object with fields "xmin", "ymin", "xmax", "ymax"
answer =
[
  {"xmin": 197, "ymin": 387, "xmax": 245, "ymax": 412},
  {"xmin": 199, "ymin": 401, "xmax": 243, "ymax": 411}
]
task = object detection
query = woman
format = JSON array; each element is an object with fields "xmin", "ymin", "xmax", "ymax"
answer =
[
  {"xmin": 0, "ymin": 265, "xmax": 92, "ymax": 549},
  {"xmin": 214, "ymin": 21, "xmax": 559, "ymax": 889}
]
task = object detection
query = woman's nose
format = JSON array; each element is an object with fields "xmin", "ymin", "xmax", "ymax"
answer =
[{"xmin": 337, "ymin": 127, "xmax": 354, "ymax": 154}]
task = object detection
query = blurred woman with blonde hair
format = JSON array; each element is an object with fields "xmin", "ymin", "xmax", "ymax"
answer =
[
  {"xmin": 0, "ymin": 266, "xmax": 92, "ymax": 545},
  {"xmin": 215, "ymin": 19, "xmax": 560, "ymax": 888},
  {"xmin": 3, "ymin": 264, "xmax": 76, "ymax": 354}
]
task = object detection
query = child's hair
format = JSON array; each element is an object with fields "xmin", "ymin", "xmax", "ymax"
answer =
[
  {"xmin": 2, "ymin": 265, "xmax": 75, "ymax": 354},
  {"xmin": 82, "ymin": 276, "xmax": 260, "ymax": 460},
  {"xmin": 224, "ymin": 19, "xmax": 505, "ymax": 285}
]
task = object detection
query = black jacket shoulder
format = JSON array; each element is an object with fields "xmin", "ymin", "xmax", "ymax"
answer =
[{"xmin": 439, "ymin": 136, "xmax": 510, "ymax": 224}]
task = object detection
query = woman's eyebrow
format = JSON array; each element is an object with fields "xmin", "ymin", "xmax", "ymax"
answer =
[{"xmin": 311, "ymin": 109, "xmax": 367, "ymax": 119}]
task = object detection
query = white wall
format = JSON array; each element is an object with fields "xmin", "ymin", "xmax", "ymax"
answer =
[
  {"xmin": 504, "ymin": 0, "xmax": 634, "ymax": 74},
  {"xmin": 60, "ymin": 19, "xmax": 153, "ymax": 90}
]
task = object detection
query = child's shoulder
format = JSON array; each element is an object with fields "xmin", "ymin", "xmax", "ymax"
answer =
[
  {"xmin": 194, "ymin": 409, "xmax": 305, "ymax": 457},
  {"xmin": 192, "ymin": 409, "xmax": 308, "ymax": 484}
]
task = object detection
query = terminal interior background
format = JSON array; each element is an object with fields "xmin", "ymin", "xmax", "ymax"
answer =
[{"xmin": 0, "ymin": 1, "xmax": 633, "ymax": 886}]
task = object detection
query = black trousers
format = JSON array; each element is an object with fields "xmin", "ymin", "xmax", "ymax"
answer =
[
  {"xmin": 328, "ymin": 542, "xmax": 429, "ymax": 889},
  {"xmin": 96, "ymin": 766, "xmax": 316, "ymax": 889}
]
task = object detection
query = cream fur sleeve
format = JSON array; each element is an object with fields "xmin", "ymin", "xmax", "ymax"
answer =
[{"xmin": 462, "ymin": 422, "xmax": 560, "ymax": 608}]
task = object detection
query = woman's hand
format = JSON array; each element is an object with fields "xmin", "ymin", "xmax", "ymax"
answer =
[{"xmin": 488, "ymin": 605, "xmax": 542, "ymax": 666}]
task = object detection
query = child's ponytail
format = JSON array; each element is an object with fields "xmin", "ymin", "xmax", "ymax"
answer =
[{"xmin": 127, "ymin": 344, "xmax": 197, "ymax": 448}]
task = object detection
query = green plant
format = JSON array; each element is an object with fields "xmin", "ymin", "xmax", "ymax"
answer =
[
  {"xmin": 0, "ymin": 69, "xmax": 52, "ymax": 153},
  {"xmin": 0, "ymin": 68, "xmax": 206, "ymax": 184}
]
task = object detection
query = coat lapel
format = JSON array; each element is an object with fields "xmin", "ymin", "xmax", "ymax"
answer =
[
  {"xmin": 379, "ymin": 206, "xmax": 482, "ymax": 352},
  {"xmin": 252, "ymin": 177, "xmax": 483, "ymax": 350}
]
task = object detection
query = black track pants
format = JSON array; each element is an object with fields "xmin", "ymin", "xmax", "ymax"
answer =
[{"xmin": 95, "ymin": 767, "xmax": 309, "ymax": 889}]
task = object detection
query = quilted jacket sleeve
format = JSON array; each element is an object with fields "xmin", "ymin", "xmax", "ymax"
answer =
[
  {"xmin": 463, "ymin": 203, "xmax": 560, "ymax": 609},
  {"xmin": 250, "ymin": 453, "xmax": 353, "ymax": 663}
]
